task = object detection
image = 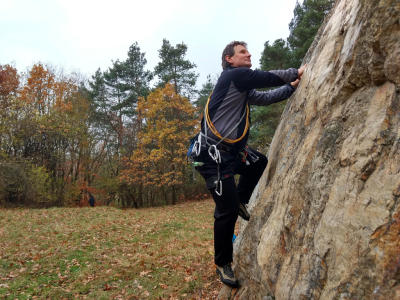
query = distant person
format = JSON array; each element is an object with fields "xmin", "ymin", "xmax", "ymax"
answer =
[
  {"xmin": 88, "ymin": 193, "xmax": 95, "ymax": 207},
  {"xmin": 192, "ymin": 41, "xmax": 306, "ymax": 287}
]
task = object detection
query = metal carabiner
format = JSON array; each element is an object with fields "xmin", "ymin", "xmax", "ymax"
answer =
[
  {"xmin": 215, "ymin": 180, "xmax": 223, "ymax": 196},
  {"xmin": 208, "ymin": 145, "xmax": 221, "ymax": 163},
  {"xmin": 194, "ymin": 134, "xmax": 203, "ymax": 156},
  {"xmin": 245, "ymin": 147, "xmax": 259, "ymax": 163},
  {"xmin": 193, "ymin": 141, "xmax": 200, "ymax": 156}
]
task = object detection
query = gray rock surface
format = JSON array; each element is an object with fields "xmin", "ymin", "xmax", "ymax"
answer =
[{"xmin": 218, "ymin": 0, "xmax": 400, "ymax": 298}]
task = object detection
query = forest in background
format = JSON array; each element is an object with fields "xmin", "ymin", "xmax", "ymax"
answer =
[{"xmin": 0, "ymin": 0, "xmax": 334, "ymax": 208}]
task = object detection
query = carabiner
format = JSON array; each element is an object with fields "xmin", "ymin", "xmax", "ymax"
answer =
[
  {"xmin": 208, "ymin": 145, "xmax": 221, "ymax": 163},
  {"xmin": 215, "ymin": 180, "xmax": 223, "ymax": 196},
  {"xmin": 193, "ymin": 141, "xmax": 200, "ymax": 156}
]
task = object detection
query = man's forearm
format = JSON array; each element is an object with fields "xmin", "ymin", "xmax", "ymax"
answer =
[
  {"xmin": 247, "ymin": 84, "xmax": 296, "ymax": 106},
  {"xmin": 269, "ymin": 68, "xmax": 298, "ymax": 84}
]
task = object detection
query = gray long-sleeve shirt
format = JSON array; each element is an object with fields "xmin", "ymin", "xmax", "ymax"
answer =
[{"xmin": 202, "ymin": 66, "xmax": 298, "ymax": 150}]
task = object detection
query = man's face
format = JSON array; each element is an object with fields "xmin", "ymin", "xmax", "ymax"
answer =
[{"xmin": 225, "ymin": 45, "xmax": 252, "ymax": 68}]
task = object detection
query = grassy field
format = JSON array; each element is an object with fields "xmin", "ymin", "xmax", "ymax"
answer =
[{"xmin": 0, "ymin": 199, "xmax": 231, "ymax": 299}]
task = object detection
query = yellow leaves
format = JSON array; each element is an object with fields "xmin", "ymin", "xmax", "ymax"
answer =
[{"xmin": 121, "ymin": 83, "xmax": 199, "ymax": 193}]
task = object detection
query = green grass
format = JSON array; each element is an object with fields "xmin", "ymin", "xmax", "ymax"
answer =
[{"xmin": 0, "ymin": 200, "xmax": 225, "ymax": 299}]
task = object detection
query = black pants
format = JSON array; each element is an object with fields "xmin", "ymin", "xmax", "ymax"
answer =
[{"xmin": 196, "ymin": 148, "xmax": 268, "ymax": 266}]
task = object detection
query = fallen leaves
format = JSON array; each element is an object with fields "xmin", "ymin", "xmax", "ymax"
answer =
[
  {"xmin": 0, "ymin": 199, "xmax": 225, "ymax": 299},
  {"xmin": 141, "ymin": 290, "xmax": 150, "ymax": 297},
  {"xmin": 159, "ymin": 283, "xmax": 168, "ymax": 289},
  {"xmin": 139, "ymin": 270, "xmax": 152, "ymax": 277}
]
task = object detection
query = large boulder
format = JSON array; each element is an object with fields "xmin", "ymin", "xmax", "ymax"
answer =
[{"xmin": 218, "ymin": 0, "xmax": 400, "ymax": 299}]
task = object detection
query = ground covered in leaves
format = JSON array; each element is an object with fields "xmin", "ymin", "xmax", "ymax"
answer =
[{"xmin": 0, "ymin": 199, "xmax": 230, "ymax": 299}]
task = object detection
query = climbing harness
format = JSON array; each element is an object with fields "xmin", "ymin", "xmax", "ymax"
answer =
[{"xmin": 187, "ymin": 91, "xmax": 259, "ymax": 196}]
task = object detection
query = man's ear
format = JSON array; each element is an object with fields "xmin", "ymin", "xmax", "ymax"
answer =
[{"xmin": 225, "ymin": 55, "xmax": 233, "ymax": 65}]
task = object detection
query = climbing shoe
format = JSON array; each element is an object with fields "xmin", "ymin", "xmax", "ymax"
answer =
[
  {"xmin": 216, "ymin": 263, "xmax": 238, "ymax": 288},
  {"xmin": 238, "ymin": 203, "xmax": 250, "ymax": 221}
]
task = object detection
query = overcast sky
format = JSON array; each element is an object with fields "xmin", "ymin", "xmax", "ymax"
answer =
[{"xmin": 1, "ymin": 0, "xmax": 299, "ymax": 88}]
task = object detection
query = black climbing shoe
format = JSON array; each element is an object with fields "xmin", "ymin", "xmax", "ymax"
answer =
[
  {"xmin": 238, "ymin": 203, "xmax": 250, "ymax": 221},
  {"xmin": 216, "ymin": 263, "xmax": 238, "ymax": 288}
]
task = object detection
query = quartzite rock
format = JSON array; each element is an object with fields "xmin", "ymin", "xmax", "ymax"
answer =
[{"xmin": 218, "ymin": 0, "xmax": 400, "ymax": 299}]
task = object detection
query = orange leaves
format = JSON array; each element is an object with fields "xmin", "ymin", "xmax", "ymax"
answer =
[
  {"xmin": 0, "ymin": 64, "xmax": 19, "ymax": 98},
  {"xmin": 0, "ymin": 63, "xmax": 96, "ymax": 206},
  {"xmin": 20, "ymin": 63, "xmax": 55, "ymax": 107},
  {"xmin": 23, "ymin": 64, "xmax": 88, "ymax": 120},
  {"xmin": 121, "ymin": 83, "xmax": 198, "ymax": 195}
]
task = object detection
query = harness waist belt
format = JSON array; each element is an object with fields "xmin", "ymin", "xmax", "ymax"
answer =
[{"xmin": 200, "ymin": 133, "xmax": 237, "ymax": 154}]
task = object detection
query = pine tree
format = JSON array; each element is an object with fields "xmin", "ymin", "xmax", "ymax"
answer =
[
  {"xmin": 251, "ymin": 0, "xmax": 334, "ymax": 151},
  {"xmin": 194, "ymin": 74, "xmax": 215, "ymax": 112},
  {"xmin": 287, "ymin": 0, "xmax": 334, "ymax": 67},
  {"xmin": 118, "ymin": 42, "xmax": 153, "ymax": 116},
  {"xmin": 88, "ymin": 42, "xmax": 152, "ymax": 153},
  {"xmin": 260, "ymin": 39, "xmax": 293, "ymax": 71},
  {"xmin": 154, "ymin": 39, "xmax": 199, "ymax": 98}
]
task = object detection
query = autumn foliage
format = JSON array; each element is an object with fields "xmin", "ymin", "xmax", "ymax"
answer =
[
  {"xmin": 0, "ymin": 41, "xmax": 209, "ymax": 207},
  {"xmin": 0, "ymin": 62, "xmax": 204, "ymax": 207},
  {"xmin": 0, "ymin": 63, "xmax": 104, "ymax": 206},
  {"xmin": 120, "ymin": 83, "xmax": 199, "ymax": 205}
]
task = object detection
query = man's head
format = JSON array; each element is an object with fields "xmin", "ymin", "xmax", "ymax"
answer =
[{"xmin": 221, "ymin": 41, "xmax": 252, "ymax": 70}]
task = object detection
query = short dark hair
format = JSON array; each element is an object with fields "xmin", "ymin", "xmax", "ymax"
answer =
[{"xmin": 221, "ymin": 41, "xmax": 247, "ymax": 70}]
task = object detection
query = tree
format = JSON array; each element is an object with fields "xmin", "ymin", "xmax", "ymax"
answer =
[
  {"xmin": 0, "ymin": 64, "xmax": 19, "ymax": 99},
  {"xmin": 120, "ymin": 83, "xmax": 199, "ymax": 206},
  {"xmin": 154, "ymin": 39, "xmax": 199, "ymax": 98},
  {"xmin": 194, "ymin": 74, "xmax": 215, "ymax": 112},
  {"xmin": 86, "ymin": 43, "xmax": 153, "ymax": 206},
  {"xmin": 122, "ymin": 42, "xmax": 153, "ymax": 111},
  {"xmin": 0, "ymin": 64, "xmax": 20, "ymax": 150},
  {"xmin": 260, "ymin": 39, "xmax": 293, "ymax": 71},
  {"xmin": 0, "ymin": 63, "xmax": 95, "ymax": 205},
  {"xmin": 287, "ymin": 0, "xmax": 334, "ymax": 66},
  {"xmin": 250, "ymin": 0, "xmax": 334, "ymax": 151},
  {"xmin": 255, "ymin": 39, "xmax": 292, "ymax": 151},
  {"xmin": 88, "ymin": 42, "xmax": 152, "ymax": 159},
  {"xmin": 120, "ymin": 43, "xmax": 153, "ymax": 153},
  {"xmin": 247, "ymin": 101, "xmax": 288, "ymax": 151}
]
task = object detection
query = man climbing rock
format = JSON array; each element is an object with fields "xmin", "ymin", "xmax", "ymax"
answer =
[{"xmin": 193, "ymin": 41, "xmax": 306, "ymax": 287}]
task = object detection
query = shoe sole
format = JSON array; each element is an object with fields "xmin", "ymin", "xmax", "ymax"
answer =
[{"xmin": 216, "ymin": 268, "xmax": 238, "ymax": 288}]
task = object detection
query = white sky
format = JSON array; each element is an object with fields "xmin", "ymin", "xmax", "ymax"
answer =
[{"xmin": 0, "ymin": 0, "xmax": 299, "ymax": 88}]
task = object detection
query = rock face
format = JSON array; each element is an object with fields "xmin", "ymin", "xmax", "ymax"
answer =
[{"xmin": 218, "ymin": 0, "xmax": 400, "ymax": 299}]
